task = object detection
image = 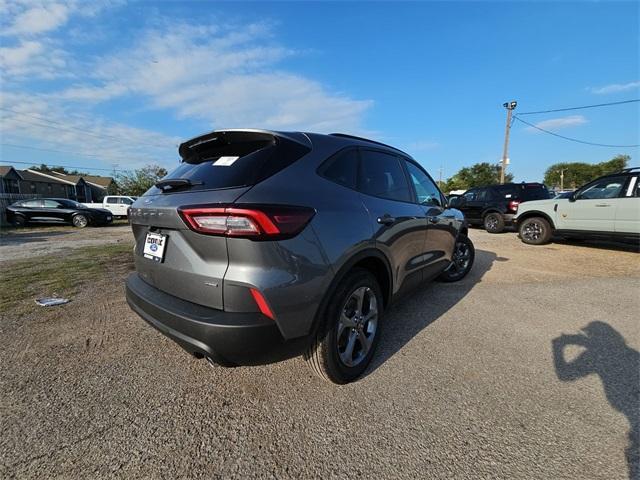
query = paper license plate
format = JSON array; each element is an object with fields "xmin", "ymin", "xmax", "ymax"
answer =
[{"xmin": 143, "ymin": 232, "xmax": 167, "ymax": 262}]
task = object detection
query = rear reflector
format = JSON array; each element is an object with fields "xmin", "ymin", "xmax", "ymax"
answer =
[
  {"xmin": 178, "ymin": 205, "xmax": 315, "ymax": 239},
  {"xmin": 250, "ymin": 288, "xmax": 275, "ymax": 320},
  {"xmin": 508, "ymin": 200, "xmax": 520, "ymax": 212}
]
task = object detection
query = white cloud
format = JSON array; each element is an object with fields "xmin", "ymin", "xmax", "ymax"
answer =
[
  {"xmin": 526, "ymin": 115, "xmax": 588, "ymax": 132},
  {"xmin": 589, "ymin": 81, "xmax": 640, "ymax": 95},
  {"xmin": 0, "ymin": 39, "xmax": 68, "ymax": 78},
  {"xmin": 0, "ymin": 91, "xmax": 181, "ymax": 169},
  {"xmin": 60, "ymin": 21, "xmax": 373, "ymax": 132},
  {"xmin": 5, "ymin": 3, "xmax": 69, "ymax": 36}
]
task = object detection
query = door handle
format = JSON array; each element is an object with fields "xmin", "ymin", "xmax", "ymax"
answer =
[
  {"xmin": 377, "ymin": 214, "xmax": 396, "ymax": 226},
  {"xmin": 595, "ymin": 204, "xmax": 611, "ymax": 207},
  {"xmin": 428, "ymin": 216, "xmax": 439, "ymax": 224}
]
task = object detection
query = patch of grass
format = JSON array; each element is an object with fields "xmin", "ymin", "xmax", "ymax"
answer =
[
  {"xmin": 0, "ymin": 242, "xmax": 134, "ymax": 314},
  {"xmin": 0, "ymin": 220, "xmax": 130, "ymax": 236}
]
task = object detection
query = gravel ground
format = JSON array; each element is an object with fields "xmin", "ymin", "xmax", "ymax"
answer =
[
  {"xmin": 1, "ymin": 229, "xmax": 638, "ymax": 479},
  {"xmin": 0, "ymin": 224, "xmax": 132, "ymax": 262}
]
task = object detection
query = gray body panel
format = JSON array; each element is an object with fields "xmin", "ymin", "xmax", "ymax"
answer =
[{"xmin": 128, "ymin": 130, "xmax": 464, "ymax": 343}]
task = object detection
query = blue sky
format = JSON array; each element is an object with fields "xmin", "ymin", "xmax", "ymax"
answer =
[{"xmin": 1, "ymin": 0, "xmax": 638, "ymax": 182}]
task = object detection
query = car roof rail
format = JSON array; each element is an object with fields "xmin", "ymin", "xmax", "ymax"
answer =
[
  {"xmin": 617, "ymin": 167, "xmax": 640, "ymax": 173},
  {"xmin": 329, "ymin": 133, "xmax": 409, "ymax": 156}
]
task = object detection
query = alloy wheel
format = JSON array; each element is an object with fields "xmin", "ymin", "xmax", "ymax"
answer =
[
  {"xmin": 522, "ymin": 221, "xmax": 543, "ymax": 242},
  {"xmin": 448, "ymin": 239, "xmax": 471, "ymax": 276},
  {"xmin": 336, "ymin": 286, "xmax": 378, "ymax": 367}
]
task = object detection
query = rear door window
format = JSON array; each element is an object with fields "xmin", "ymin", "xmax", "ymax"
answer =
[
  {"xmin": 358, "ymin": 150, "xmax": 411, "ymax": 202},
  {"xmin": 154, "ymin": 132, "xmax": 310, "ymax": 194}
]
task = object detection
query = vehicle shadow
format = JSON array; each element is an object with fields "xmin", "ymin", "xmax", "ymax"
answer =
[
  {"xmin": 552, "ymin": 322, "xmax": 640, "ymax": 479},
  {"xmin": 553, "ymin": 237, "xmax": 640, "ymax": 253},
  {"xmin": 0, "ymin": 230, "xmax": 71, "ymax": 244},
  {"xmin": 366, "ymin": 248, "xmax": 498, "ymax": 376}
]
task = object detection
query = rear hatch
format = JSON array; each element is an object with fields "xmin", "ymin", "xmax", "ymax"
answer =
[{"xmin": 130, "ymin": 130, "xmax": 311, "ymax": 309}]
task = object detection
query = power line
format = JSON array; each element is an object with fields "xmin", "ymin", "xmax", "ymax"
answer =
[
  {"xmin": 3, "ymin": 159, "xmax": 131, "ymax": 173},
  {"xmin": 512, "ymin": 116, "xmax": 640, "ymax": 148},
  {"xmin": 517, "ymin": 99, "xmax": 640, "ymax": 115},
  {"xmin": 0, "ymin": 141, "xmax": 160, "ymax": 163},
  {"xmin": 0, "ymin": 107, "xmax": 177, "ymax": 149}
]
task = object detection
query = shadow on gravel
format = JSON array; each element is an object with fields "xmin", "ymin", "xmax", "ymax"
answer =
[
  {"xmin": 0, "ymin": 230, "xmax": 71, "ymax": 244},
  {"xmin": 367, "ymin": 248, "xmax": 498, "ymax": 376},
  {"xmin": 553, "ymin": 238, "xmax": 640, "ymax": 253},
  {"xmin": 552, "ymin": 322, "xmax": 640, "ymax": 480}
]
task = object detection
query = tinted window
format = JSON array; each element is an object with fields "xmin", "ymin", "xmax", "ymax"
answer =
[
  {"xmin": 404, "ymin": 161, "xmax": 442, "ymax": 206},
  {"xmin": 107, "ymin": 197, "xmax": 118, "ymax": 204},
  {"xmin": 119, "ymin": 197, "xmax": 134, "ymax": 205},
  {"xmin": 22, "ymin": 200, "xmax": 42, "ymax": 207},
  {"xmin": 463, "ymin": 190, "xmax": 477, "ymax": 202},
  {"xmin": 475, "ymin": 189, "xmax": 491, "ymax": 202},
  {"xmin": 43, "ymin": 200, "xmax": 61, "ymax": 208},
  {"xmin": 518, "ymin": 184, "xmax": 550, "ymax": 201},
  {"xmin": 318, "ymin": 149, "xmax": 359, "ymax": 189},
  {"xmin": 577, "ymin": 175, "xmax": 627, "ymax": 200},
  {"xmin": 153, "ymin": 132, "xmax": 310, "ymax": 194},
  {"xmin": 359, "ymin": 150, "xmax": 411, "ymax": 202}
]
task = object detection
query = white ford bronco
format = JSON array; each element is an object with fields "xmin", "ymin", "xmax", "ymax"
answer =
[{"xmin": 514, "ymin": 168, "xmax": 640, "ymax": 245}]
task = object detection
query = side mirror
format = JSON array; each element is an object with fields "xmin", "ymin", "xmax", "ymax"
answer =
[
  {"xmin": 448, "ymin": 197, "xmax": 460, "ymax": 208},
  {"xmin": 568, "ymin": 193, "xmax": 577, "ymax": 202}
]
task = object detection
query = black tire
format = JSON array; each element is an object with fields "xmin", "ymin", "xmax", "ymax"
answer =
[
  {"xmin": 439, "ymin": 235, "xmax": 475, "ymax": 282},
  {"xmin": 11, "ymin": 215, "xmax": 27, "ymax": 227},
  {"xmin": 304, "ymin": 268, "xmax": 383, "ymax": 384},
  {"xmin": 519, "ymin": 217, "xmax": 552, "ymax": 245},
  {"xmin": 72, "ymin": 214, "xmax": 89, "ymax": 228},
  {"xmin": 484, "ymin": 212, "xmax": 505, "ymax": 233}
]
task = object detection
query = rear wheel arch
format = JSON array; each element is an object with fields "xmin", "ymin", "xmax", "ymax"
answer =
[
  {"xmin": 481, "ymin": 208, "xmax": 502, "ymax": 219},
  {"xmin": 310, "ymin": 249, "xmax": 392, "ymax": 337}
]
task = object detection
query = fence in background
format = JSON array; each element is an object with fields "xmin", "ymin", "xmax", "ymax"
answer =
[{"xmin": 0, "ymin": 194, "xmax": 41, "ymax": 227}]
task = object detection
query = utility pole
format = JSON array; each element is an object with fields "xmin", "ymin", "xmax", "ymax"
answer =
[
  {"xmin": 560, "ymin": 169, "xmax": 565, "ymax": 191},
  {"xmin": 500, "ymin": 101, "xmax": 517, "ymax": 184}
]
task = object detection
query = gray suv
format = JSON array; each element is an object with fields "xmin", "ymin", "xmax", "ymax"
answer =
[{"xmin": 126, "ymin": 130, "xmax": 474, "ymax": 383}]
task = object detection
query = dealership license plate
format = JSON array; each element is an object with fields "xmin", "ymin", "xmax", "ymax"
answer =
[{"xmin": 143, "ymin": 232, "xmax": 167, "ymax": 262}]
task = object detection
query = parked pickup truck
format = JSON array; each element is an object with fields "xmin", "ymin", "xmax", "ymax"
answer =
[{"xmin": 83, "ymin": 195, "xmax": 137, "ymax": 217}]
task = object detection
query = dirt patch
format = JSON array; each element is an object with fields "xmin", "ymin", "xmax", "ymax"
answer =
[
  {"xmin": 0, "ymin": 242, "xmax": 134, "ymax": 315},
  {"xmin": 0, "ymin": 223, "xmax": 133, "ymax": 262}
]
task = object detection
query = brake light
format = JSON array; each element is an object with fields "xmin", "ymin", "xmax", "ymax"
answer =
[
  {"xmin": 508, "ymin": 200, "xmax": 520, "ymax": 212},
  {"xmin": 178, "ymin": 205, "xmax": 315, "ymax": 238}
]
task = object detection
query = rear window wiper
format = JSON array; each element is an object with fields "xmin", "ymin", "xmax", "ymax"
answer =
[{"xmin": 155, "ymin": 178, "xmax": 203, "ymax": 192}]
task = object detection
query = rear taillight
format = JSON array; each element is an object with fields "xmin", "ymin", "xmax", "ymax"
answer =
[
  {"xmin": 508, "ymin": 200, "xmax": 520, "ymax": 212},
  {"xmin": 178, "ymin": 205, "xmax": 315, "ymax": 239}
]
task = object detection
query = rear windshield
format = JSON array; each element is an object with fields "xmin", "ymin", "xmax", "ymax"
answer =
[
  {"xmin": 518, "ymin": 184, "xmax": 550, "ymax": 201},
  {"xmin": 148, "ymin": 132, "xmax": 310, "ymax": 194},
  {"xmin": 493, "ymin": 184, "xmax": 550, "ymax": 201}
]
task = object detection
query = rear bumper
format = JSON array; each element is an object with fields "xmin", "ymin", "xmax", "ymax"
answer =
[
  {"xmin": 503, "ymin": 213, "xmax": 516, "ymax": 224},
  {"xmin": 125, "ymin": 273, "xmax": 307, "ymax": 366}
]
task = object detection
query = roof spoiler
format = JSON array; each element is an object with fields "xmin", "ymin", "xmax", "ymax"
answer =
[{"xmin": 178, "ymin": 129, "xmax": 311, "ymax": 160}]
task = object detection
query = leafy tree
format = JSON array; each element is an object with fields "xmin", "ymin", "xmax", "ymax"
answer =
[
  {"xmin": 543, "ymin": 155, "xmax": 630, "ymax": 189},
  {"xmin": 442, "ymin": 162, "xmax": 513, "ymax": 192},
  {"xmin": 30, "ymin": 164, "xmax": 87, "ymax": 176},
  {"xmin": 115, "ymin": 164, "xmax": 168, "ymax": 196}
]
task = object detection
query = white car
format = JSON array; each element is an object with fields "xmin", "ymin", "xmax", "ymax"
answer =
[
  {"xmin": 83, "ymin": 195, "xmax": 136, "ymax": 217},
  {"xmin": 514, "ymin": 168, "xmax": 640, "ymax": 245}
]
